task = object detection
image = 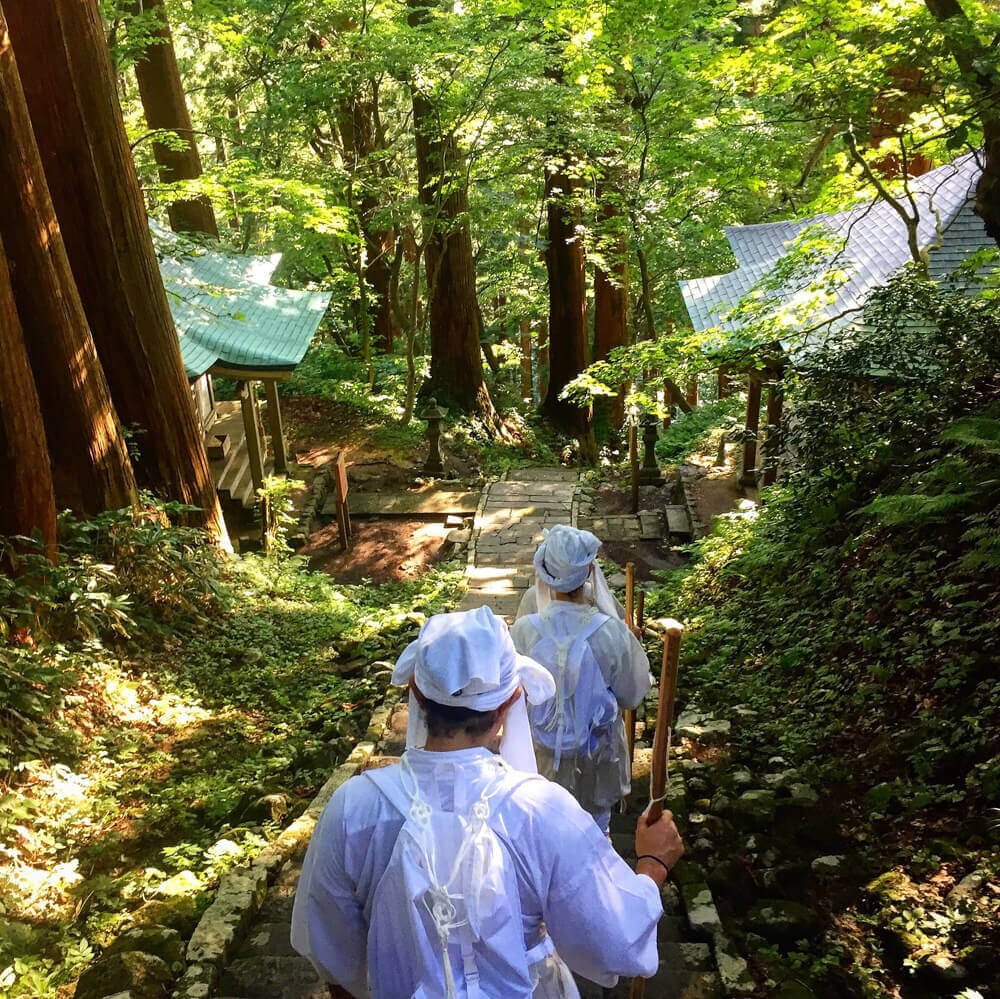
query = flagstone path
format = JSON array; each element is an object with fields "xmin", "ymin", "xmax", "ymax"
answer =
[{"xmin": 213, "ymin": 468, "xmax": 723, "ymax": 999}]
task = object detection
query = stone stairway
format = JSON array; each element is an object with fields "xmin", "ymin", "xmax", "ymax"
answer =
[
  {"xmin": 212, "ymin": 467, "xmax": 723, "ymax": 999},
  {"xmin": 456, "ymin": 466, "xmax": 579, "ymax": 621}
]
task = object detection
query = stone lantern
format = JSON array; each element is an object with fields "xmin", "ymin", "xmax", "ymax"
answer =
[
  {"xmin": 419, "ymin": 397, "xmax": 448, "ymax": 477},
  {"xmin": 639, "ymin": 411, "xmax": 664, "ymax": 485}
]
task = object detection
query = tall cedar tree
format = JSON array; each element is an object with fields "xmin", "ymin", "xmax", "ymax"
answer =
[
  {"xmin": 0, "ymin": 6, "xmax": 136, "ymax": 517},
  {"xmin": 542, "ymin": 157, "xmax": 596, "ymax": 460},
  {"xmin": 307, "ymin": 31, "xmax": 395, "ymax": 352},
  {"xmin": 337, "ymin": 90, "xmax": 396, "ymax": 352},
  {"xmin": 129, "ymin": 0, "xmax": 218, "ymax": 236},
  {"xmin": 593, "ymin": 178, "xmax": 629, "ymax": 428},
  {"xmin": 407, "ymin": 0, "xmax": 502, "ymax": 429},
  {"xmin": 923, "ymin": 0, "xmax": 1000, "ymax": 246},
  {"xmin": 0, "ymin": 232, "xmax": 57, "ymax": 559},
  {"xmin": 5, "ymin": 0, "xmax": 228, "ymax": 543}
]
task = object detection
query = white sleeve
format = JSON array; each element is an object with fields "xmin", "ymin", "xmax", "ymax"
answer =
[
  {"xmin": 290, "ymin": 789, "xmax": 370, "ymax": 998},
  {"xmin": 522, "ymin": 783, "xmax": 662, "ymax": 982},
  {"xmin": 593, "ymin": 617, "xmax": 651, "ymax": 711}
]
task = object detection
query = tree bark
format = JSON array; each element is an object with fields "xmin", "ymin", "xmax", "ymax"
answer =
[
  {"xmin": 923, "ymin": 0, "xmax": 1000, "ymax": 246},
  {"xmin": 337, "ymin": 93, "xmax": 396, "ymax": 352},
  {"xmin": 542, "ymin": 158, "xmax": 595, "ymax": 460},
  {"xmin": 0, "ymin": 232, "xmax": 57, "ymax": 559},
  {"xmin": 5, "ymin": 0, "xmax": 228, "ymax": 543},
  {"xmin": 594, "ymin": 179, "xmax": 629, "ymax": 428},
  {"xmin": 0, "ymin": 5, "xmax": 136, "ymax": 517},
  {"xmin": 409, "ymin": 96, "xmax": 501, "ymax": 427},
  {"xmin": 129, "ymin": 0, "xmax": 218, "ymax": 236}
]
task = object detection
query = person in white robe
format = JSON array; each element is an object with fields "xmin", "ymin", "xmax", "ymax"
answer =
[
  {"xmin": 291, "ymin": 605, "xmax": 683, "ymax": 999},
  {"xmin": 510, "ymin": 525, "xmax": 651, "ymax": 834}
]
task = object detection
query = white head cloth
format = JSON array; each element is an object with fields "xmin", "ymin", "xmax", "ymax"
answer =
[
  {"xmin": 392, "ymin": 605, "xmax": 556, "ymax": 772},
  {"xmin": 533, "ymin": 524, "xmax": 619, "ymax": 618}
]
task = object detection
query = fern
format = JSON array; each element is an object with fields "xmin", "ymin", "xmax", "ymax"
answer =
[
  {"xmin": 861, "ymin": 490, "xmax": 973, "ymax": 526},
  {"xmin": 940, "ymin": 417, "xmax": 1000, "ymax": 454}
]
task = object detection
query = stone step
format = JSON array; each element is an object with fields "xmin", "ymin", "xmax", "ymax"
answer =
[
  {"xmin": 576, "ymin": 970, "xmax": 724, "ymax": 999},
  {"xmin": 237, "ymin": 922, "xmax": 296, "ymax": 958},
  {"xmin": 664, "ymin": 505, "xmax": 693, "ymax": 539},
  {"xmin": 255, "ymin": 884, "xmax": 297, "ymax": 923},
  {"xmin": 219, "ymin": 956, "xmax": 324, "ymax": 999}
]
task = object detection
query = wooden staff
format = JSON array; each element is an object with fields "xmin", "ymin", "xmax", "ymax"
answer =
[
  {"xmin": 647, "ymin": 619, "xmax": 683, "ymax": 822},
  {"xmin": 623, "ymin": 564, "xmax": 639, "ymax": 800},
  {"xmin": 629, "ymin": 618, "xmax": 683, "ymax": 999}
]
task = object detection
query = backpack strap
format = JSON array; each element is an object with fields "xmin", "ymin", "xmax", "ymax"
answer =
[
  {"xmin": 364, "ymin": 757, "xmax": 542, "ymax": 999},
  {"xmin": 363, "ymin": 757, "xmax": 541, "ymax": 819}
]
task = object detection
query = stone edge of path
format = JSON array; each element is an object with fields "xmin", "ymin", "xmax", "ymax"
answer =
[
  {"xmin": 671, "ymin": 756, "xmax": 754, "ymax": 997},
  {"xmin": 170, "ymin": 689, "xmax": 402, "ymax": 999},
  {"xmin": 466, "ymin": 477, "xmax": 494, "ymax": 571},
  {"xmin": 679, "ymin": 469, "xmax": 708, "ymax": 540}
]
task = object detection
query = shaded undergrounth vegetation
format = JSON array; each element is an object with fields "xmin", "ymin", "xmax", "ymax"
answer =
[
  {"xmin": 643, "ymin": 276, "xmax": 1000, "ymax": 998},
  {"xmin": 0, "ymin": 509, "xmax": 463, "ymax": 997}
]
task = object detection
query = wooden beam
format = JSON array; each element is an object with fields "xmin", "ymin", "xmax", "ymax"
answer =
[
  {"xmin": 209, "ymin": 363, "xmax": 293, "ymax": 382},
  {"xmin": 239, "ymin": 380, "xmax": 265, "ymax": 493},
  {"xmin": 762, "ymin": 374, "xmax": 784, "ymax": 487},
  {"xmin": 741, "ymin": 372, "xmax": 762, "ymax": 486},
  {"xmin": 263, "ymin": 378, "xmax": 287, "ymax": 476}
]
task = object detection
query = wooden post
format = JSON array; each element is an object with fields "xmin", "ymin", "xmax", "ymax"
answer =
[
  {"xmin": 629, "ymin": 421, "xmax": 640, "ymax": 514},
  {"xmin": 685, "ymin": 379, "xmax": 699, "ymax": 408},
  {"xmin": 519, "ymin": 318, "xmax": 533, "ymax": 401},
  {"xmin": 741, "ymin": 372, "xmax": 762, "ymax": 487},
  {"xmin": 240, "ymin": 381, "xmax": 265, "ymax": 493},
  {"xmin": 630, "ymin": 618, "xmax": 683, "ymax": 999},
  {"xmin": 332, "ymin": 449, "xmax": 352, "ymax": 550},
  {"xmin": 717, "ymin": 365, "xmax": 732, "ymax": 399},
  {"xmin": 761, "ymin": 375, "xmax": 784, "ymax": 487},
  {"xmin": 263, "ymin": 379, "xmax": 287, "ymax": 476}
]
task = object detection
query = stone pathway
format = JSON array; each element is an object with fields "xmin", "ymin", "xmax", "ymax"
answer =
[
  {"xmin": 456, "ymin": 466, "xmax": 579, "ymax": 621},
  {"xmin": 212, "ymin": 468, "xmax": 723, "ymax": 999}
]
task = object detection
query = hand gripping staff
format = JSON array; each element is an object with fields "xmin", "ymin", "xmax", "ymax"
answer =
[{"xmin": 629, "ymin": 618, "xmax": 683, "ymax": 999}]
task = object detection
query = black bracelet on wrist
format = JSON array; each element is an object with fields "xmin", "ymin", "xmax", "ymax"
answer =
[{"xmin": 636, "ymin": 854, "xmax": 671, "ymax": 876}]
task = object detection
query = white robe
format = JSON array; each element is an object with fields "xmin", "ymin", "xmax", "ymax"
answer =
[
  {"xmin": 515, "ymin": 583, "xmax": 626, "ymax": 621},
  {"xmin": 291, "ymin": 747, "xmax": 662, "ymax": 998},
  {"xmin": 509, "ymin": 602, "xmax": 651, "ymax": 818}
]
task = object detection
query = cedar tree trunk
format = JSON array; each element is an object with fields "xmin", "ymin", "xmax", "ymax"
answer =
[
  {"xmin": 337, "ymin": 93, "xmax": 396, "ymax": 351},
  {"xmin": 410, "ymin": 90, "xmax": 501, "ymax": 427},
  {"xmin": 0, "ymin": 232, "xmax": 57, "ymax": 559},
  {"xmin": 5, "ymin": 0, "xmax": 228, "ymax": 542},
  {"xmin": 594, "ymin": 179, "xmax": 629, "ymax": 428},
  {"xmin": 542, "ymin": 159, "xmax": 595, "ymax": 458},
  {"xmin": 0, "ymin": 6, "xmax": 136, "ymax": 516},
  {"xmin": 129, "ymin": 0, "xmax": 218, "ymax": 236}
]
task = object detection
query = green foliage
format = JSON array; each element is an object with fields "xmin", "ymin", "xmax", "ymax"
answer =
[
  {"xmin": 0, "ymin": 504, "xmax": 464, "ymax": 998},
  {"xmin": 653, "ymin": 275, "xmax": 1000, "ymax": 803},
  {"xmin": 655, "ymin": 396, "xmax": 745, "ymax": 465}
]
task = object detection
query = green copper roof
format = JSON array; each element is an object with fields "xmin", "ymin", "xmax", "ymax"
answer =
[{"xmin": 153, "ymin": 223, "xmax": 331, "ymax": 379}]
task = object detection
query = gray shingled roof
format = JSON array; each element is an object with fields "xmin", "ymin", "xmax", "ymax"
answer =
[
  {"xmin": 152, "ymin": 223, "xmax": 332, "ymax": 379},
  {"xmin": 679, "ymin": 154, "xmax": 994, "ymax": 355}
]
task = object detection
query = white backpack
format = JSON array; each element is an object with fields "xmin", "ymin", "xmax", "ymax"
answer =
[
  {"xmin": 525, "ymin": 610, "xmax": 618, "ymax": 770},
  {"xmin": 364, "ymin": 756, "xmax": 557, "ymax": 999}
]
